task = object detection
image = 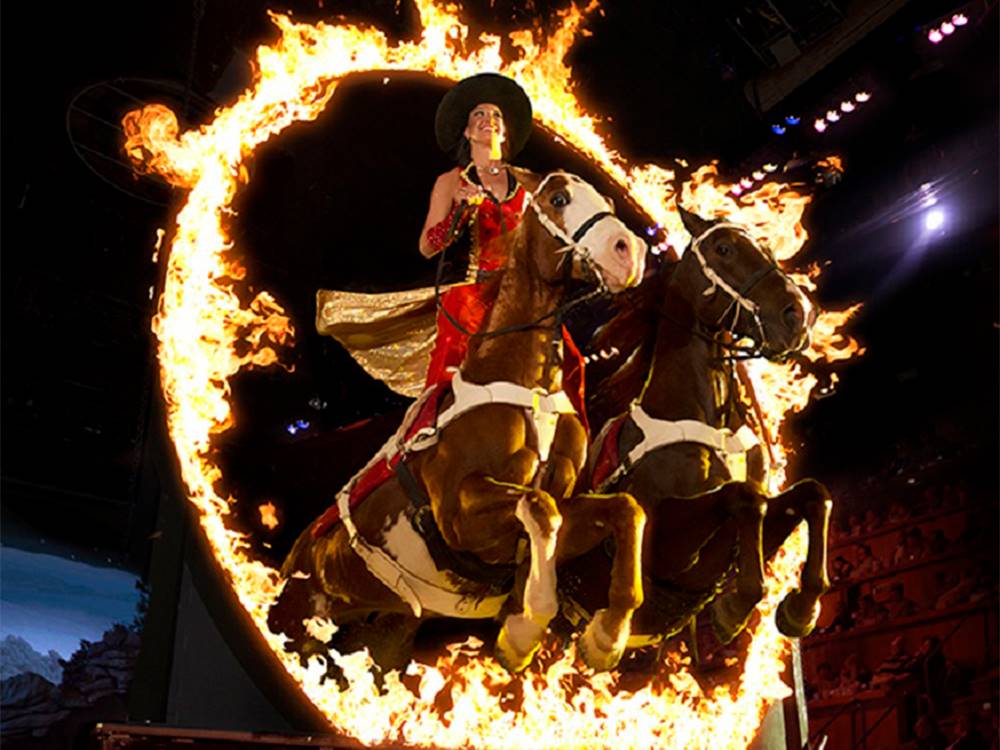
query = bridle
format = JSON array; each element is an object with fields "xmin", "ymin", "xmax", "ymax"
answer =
[
  {"xmin": 434, "ymin": 172, "xmax": 625, "ymax": 340},
  {"xmin": 527, "ymin": 172, "xmax": 619, "ymax": 297},
  {"xmin": 686, "ymin": 222, "xmax": 788, "ymax": 361}
]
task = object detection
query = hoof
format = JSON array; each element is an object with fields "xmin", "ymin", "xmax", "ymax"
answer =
[
  {"xmin": 495, "ymin": 617, "xmax": 542, "ymax": 674},
  {"xmin": 577, "ymin": 609, "xmax": 627, "ymax": 672},
  {"xmin": 710, "ymin": 595, "xmax": 755, "ymax": 645},
  {"xmin": 776, "ymin": 590, "xmax": 819, "ymax": 638}
]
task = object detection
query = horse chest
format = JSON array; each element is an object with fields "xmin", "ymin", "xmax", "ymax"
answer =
[{"xmin": 629, "ymin": 443, "xmax": 722, "ymax": 498}]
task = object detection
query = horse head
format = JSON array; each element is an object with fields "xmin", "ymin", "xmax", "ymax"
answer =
[
  {"xmin": 518, "ymin": 171, "xmax": 646, "ymax": 293},
  {"xmin": 673, "ymin": 205, "xmax": 815, "ymax": 359}
]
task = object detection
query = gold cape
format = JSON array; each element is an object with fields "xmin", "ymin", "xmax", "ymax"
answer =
[{"xmin": 316, "ymin": 286, "xmax": 455, "ymax": 399}]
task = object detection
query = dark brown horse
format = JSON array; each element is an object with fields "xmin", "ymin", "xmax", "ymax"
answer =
[
  {"xmin": 560, "ymin": 205, "xmax": 832, "ymax": 652},
  {"xmin": 268, "ymin": 171, "xmax": 647, "ymax": 679}
]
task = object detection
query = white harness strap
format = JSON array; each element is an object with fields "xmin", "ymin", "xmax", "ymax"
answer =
[
  {"xmin": 335, "ymin": 371, "xmax": 576, "ymax": 618},
  {"xmin": 337, "ymin": 491, "xmax": 507, "ymax": 619},
  {"xmin": 428, "ymin": 370, "xmax": 576, "ymax": 462},
  {"xmin": 689, "ymin": 223, "xmax": 762, "ymax": 315},
  {"xmin": 598, "ymin": 402, "xmax": 760, "ymax": 491}
]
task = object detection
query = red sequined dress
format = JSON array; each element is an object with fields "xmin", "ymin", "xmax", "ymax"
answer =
[{"xmin": 425, "ymin": 170, "xmax": 587, "ymax": 427}]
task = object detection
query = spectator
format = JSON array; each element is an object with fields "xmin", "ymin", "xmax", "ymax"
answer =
[
  {"xmin": 913, "ymin": 713, "xmax": 949, "ymax": 750},
  {"xmin": 941, "ymin": 482, "xmax": 968, "ymax": 509},
  {"xmin": 854, "ymin": 543, "xmax": 884, "ymax": 578},
  {"xmin": 888, "ymin": 500, "xmax": 910, "ymax": 524},
  {"xmin": 883, "ymin": 582, "xmax": 919, "ymax": 619},
  {"xmin": 817, "ymin": 597, "xmax": 854, "ymax": 635},
  {"xmin": 912, "ymin": 635, "xmax": 947, "ymax": 716},
  {"xmin": 810, "ymin": 661, "xmax": 839, "ymax": 700},
  {"xmin": 833, "ymin": 652, "xmax": 871, "ymax": 696},
  {"xmin": 894, "ymin": 527, "xmax": 930, "ymax": 566},
  {"xmin": 936, "ymin": 568, "xmax": 978, "ymax": 610},
  {"xmin": 945, "ymin": 713, "xmax": 989, "ymax": 750},
  {"xmin": 854, "ymin": 593, "xmax": 888, "ymax": 628},
  {"xmin": 871, "ymin": 635, "xmax": 913, "ymax": 689},
  {"xmin": 831, "ymin": 555, "xmax": 854, "ymax": 583},
  {"xmin": 921, "ymin": 486, "xmax": 944, "ymax": 513},
  {"xmin": 864, "ymin": 508, "xmax": 882, "ymax": 532},
  {"xmin": 928, "ymin": 528, "xmax": 950, "ymax": 556},
  {"xmin": 943, "ymin": 658, "xmax": 971, "ymax": 699}
]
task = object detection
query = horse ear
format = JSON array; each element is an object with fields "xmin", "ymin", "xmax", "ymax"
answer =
[
  {"xmin": 676, "ymin": 202, "xmax": 717, "ymax": 240},
  {"xmin": 510, "ymin": 167, "xmax": 543, "ymax": 194}
]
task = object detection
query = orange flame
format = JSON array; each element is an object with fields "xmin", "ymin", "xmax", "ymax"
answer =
[
  {"xmin": 124, "ymin": 1, "xmax": 860, "ymax": 746},
  {"xmin": 259, "ymin": 502, "xmax": 280, "ymax": 530}
]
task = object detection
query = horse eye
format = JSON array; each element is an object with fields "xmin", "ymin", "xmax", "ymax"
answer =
[
  {"xmin": 717, "ymin": 243, "xmax": 732, "ymax": 256},
  {"xmin": 550, "ymin": 191, "xmax": 570, "ymax": 208}
]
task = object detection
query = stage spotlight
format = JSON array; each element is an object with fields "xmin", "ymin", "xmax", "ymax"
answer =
[
  {"xmin": 771, "ymin": 123, "xmax": 787, "ymax": 135},
  {"xmin": 928, "ymin": 27, "xmax": 944, "ymax": 43},
  {"xmin": 841, "ymin": 101, "xmax": 856, "ymax": 113},
  {"xmin": 924, "ymin": 208, "xmax": 945, "ymax": 230},
  {"xmin": 784, "ymin": 115, "xmax": 801, "ymax": 125},
  {"xmin": 940, "ymin": 21, "xmax": 955, "ymax": 35},
  {"xmin": 826, "ymin": 110, "xmax": 841, "ymax": 122},
  {"xmin": 953, "ymin": 13, "xmax": 968, "ymax": 25},
  {"xmin": 814, "ymin": 118, "xmax": 828, "ymax": 132},
  {"xmin": 855, "ymin": 91, "xmax": 871, "ymax": 102}
]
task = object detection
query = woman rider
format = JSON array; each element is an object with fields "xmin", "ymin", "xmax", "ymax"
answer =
[
  {"xmin": 316, "ymin": 73, "xmax": 584, "ymax": 419},
  {"xmin": 418, "ymin": 72, "xmax": 533, "ymax": 388}
]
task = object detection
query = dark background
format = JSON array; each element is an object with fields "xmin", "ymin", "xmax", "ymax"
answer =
[{"xmin": 2, "ymin": 0, "xmax": 996, "ymax": 581}]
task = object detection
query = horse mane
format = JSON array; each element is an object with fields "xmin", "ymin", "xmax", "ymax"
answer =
[{"xmin": 586, "ymin": 258, "xmax": 679, "ymax": 428}]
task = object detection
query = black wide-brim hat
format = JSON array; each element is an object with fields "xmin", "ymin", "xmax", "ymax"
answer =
[{"xmin": 434, "ymin": 73, "xmax": 533, "ymax": 159}]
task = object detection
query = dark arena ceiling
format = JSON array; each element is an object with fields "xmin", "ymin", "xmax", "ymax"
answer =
[{"xmin": 2, "ymin": 0, "xmax": 996, "ymax": 573}]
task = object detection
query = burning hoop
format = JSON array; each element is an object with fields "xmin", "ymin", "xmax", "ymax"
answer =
[{"xmin": 121, "ymin": 2, "xmax": 861, "ymax": 747}]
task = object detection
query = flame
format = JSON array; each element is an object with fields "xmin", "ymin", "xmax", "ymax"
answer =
[
  {"xmin": 803, "ymin": 304, "xmax": 865, "ymax": 363},
  {"xmin": 123, "ymin": 1, "xmax": 862, "ymax": 747},
  {"xmin": 259, "ymin": 502, "xmax": 280, "ymax": 530},
  {"xmin": 816, "ymin": 155, "xmax": 844, "ymax": 174}
]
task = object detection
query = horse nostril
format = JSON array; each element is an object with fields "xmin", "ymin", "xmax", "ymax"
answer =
[{"xmin": 614, "ymin": 238, "xmax": 630, "ymax": 256}]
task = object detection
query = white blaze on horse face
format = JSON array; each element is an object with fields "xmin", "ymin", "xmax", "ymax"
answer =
[
  {"xmin": 555, "ymin": 175, "xmax": 645, "ymax": 291},
  {"xmin": 534, "ymin": 172, "xmax": 646, "ymax": 292}
]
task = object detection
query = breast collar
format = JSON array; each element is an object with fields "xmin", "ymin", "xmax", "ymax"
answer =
[
  {"xmin": 407, "ymin": 370, "xmax": 576, "ymax": 463},
  {"xmin": 596, "ymin": 402, "xmax": 760, "ymax": 491}
]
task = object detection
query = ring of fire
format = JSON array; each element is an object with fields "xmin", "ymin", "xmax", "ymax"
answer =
[{"xmin": 122, "ymin": 1, "xmax": 863, "ymax": 747}]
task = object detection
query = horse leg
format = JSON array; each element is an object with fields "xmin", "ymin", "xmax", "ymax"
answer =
[
  {"xmin": 763, "ymin": 479, "xmax": 833, "ymax": 637},
  {"xmin": 645, "ymin": 486, "xmax": 740, "ymax": 580},
  {"xmin": 269, "ymin": 519, "xmax": 413, "ymax": 684},
  {"xmin": 326, "ymin": 612, "xmax": 421, "ymax": 692},
  {"xmin": 495, "ymin": 489, "xmax": 562, "ymax": 673},
  {"xmin": 556, "ymin": 492, "xmax": 646, "ymax": 671},
  {"xmin": 708, "ymin": 482, "xmax": 768, "ymax": 644}
]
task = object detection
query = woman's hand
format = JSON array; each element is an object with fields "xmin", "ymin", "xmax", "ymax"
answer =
[
  {"xmin": 420, "ymin": 168, "xmax": 473, "ymax": 258},
  {"xmin": 454, "ymin": 182, "xmax": 485, "ymax": 204}
]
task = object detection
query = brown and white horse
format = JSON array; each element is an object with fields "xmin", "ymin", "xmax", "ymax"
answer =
[
  {"xmin": 269, "ymin": 171, "xmax": 647, "ymax": 678},
  {"xmin": 563, "ymin": 205, "xmax": 832, "ymax": 652}
]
